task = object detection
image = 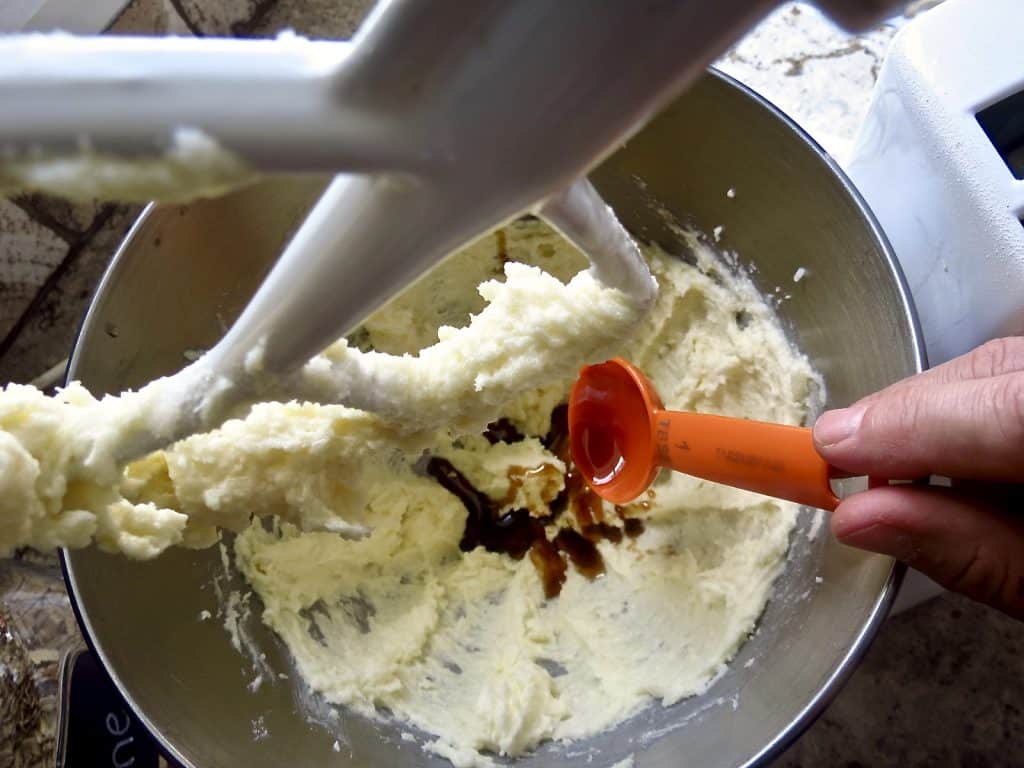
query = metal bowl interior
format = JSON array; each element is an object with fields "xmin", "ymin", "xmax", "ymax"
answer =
[{"xmin": 63, "ymin": 71, "xmax": 923, "ymax": 768}]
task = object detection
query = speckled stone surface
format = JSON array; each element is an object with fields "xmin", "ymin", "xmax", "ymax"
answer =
[
  {"xmin": 1, "ymin": 2, "xmax": 1022, "ymax": 767},
  {"xmin": 774, "ymin": 592, "xmax": 1024, "ymax": 767}
]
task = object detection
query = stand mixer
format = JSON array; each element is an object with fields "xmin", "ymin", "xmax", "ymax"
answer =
[
  {"xmin": 51, "ymin": 21, "xmax": 929, "ymax": 768},
  {"xmin": 0, "ymin": 0, "xmax": 903, "ymax": 466}
]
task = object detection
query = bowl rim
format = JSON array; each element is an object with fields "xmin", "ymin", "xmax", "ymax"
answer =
[
  {"xmin": 60, "ymin": 66, "xmax": 926, "ymax": 768},
  {"xmin": 702, "ymin": 68, "xmax": 924, "ymax": 768}
]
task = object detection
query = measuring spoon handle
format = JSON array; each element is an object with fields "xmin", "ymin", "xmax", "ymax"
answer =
[{"xmin": 654, "ymin": 410, "xmax": 840, "ymax": 511}]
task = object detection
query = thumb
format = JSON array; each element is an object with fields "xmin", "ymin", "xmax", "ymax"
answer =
[
  {"xmin": 813, "ymin": 373, "xmax": 1024, "ymax": 482},
  {"xmin": 832, "ymin": 485, "xmax": 1024, "ymax": 619}
]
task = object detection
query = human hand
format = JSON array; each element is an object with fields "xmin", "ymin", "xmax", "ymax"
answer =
[{"xmin": 813, "ymin": 338, "xmax": 1024, "ymax": 619}]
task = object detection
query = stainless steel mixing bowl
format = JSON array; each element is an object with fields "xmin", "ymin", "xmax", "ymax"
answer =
[{"xmin": 62, "ymin": 71, "xmax": 924, "ymax": 768}]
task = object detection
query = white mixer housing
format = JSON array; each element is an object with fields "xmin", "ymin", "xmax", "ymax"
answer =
[
  {"xmin": 848, "ymin": 0, "xmax": 1024, "ymax": 367},
  {"xmin": 848, "ymin": 0, "xmax": 1023, "ymax": 612}
]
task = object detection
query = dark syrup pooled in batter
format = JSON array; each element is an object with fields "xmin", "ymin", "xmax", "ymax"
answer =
[
  {"xmin": 425, "ymin": 457, "xmax": 544, "ymax": 560},
  {"xmin": 529, "ymin": 537, "xmax": 567, "ymax": 599},
  {"xmin": 482, "ymin": 418, "xmax": 525, "ymax": 445},
  {"xmin": 553, "ymin": 528, "xmax": 604, "ymax": 579},
  {"xmin": 623, "ymin": 518, "xmax": 645, "ymax": 538},
  {"xmin": 429, "ymin": 405, "xmax": 646, "ymax": 598}
]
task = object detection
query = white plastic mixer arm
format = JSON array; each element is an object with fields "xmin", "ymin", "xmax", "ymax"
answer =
[
  {"xmin": 26, "ymin": 0, "xmax": 907, "ymax": 467},
  {"xmin": 199, "ymin": 0, "xmax": 783, "ymax": 381},
  {"xmin": 0, "ymin": 0, "xmax": 905, "ymax": 200},
  {"xmin": 0, "ymin": 35, "xmax": 429, "ymax": 176}
]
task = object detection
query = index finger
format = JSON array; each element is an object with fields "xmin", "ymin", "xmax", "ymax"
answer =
[
  {"xmin": 856, "ymin": 337, "xmax": 1024, "ymax": 407},
  {"xmin": 814, "ymin": 372, "xmax": 1024, "ymax": 482}
]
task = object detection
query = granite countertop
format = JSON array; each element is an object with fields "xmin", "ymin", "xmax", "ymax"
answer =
[{"xmin": 1, "ymin": 2, "xmax": 1022, "ymax": 766}]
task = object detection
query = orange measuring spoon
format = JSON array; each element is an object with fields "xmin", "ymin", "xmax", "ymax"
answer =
[{"xmin": 568, "ymin": 358, "xmax": 840, "ymax": 510}]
